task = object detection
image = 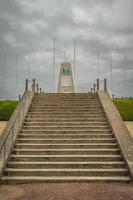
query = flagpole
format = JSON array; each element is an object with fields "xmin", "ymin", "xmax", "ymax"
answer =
[
  {"xmin": 123, "ymin": 50, "xmax": 127, "ymax": 98},
  {"xmin": 15, "ymin": 53, "xmax": 18, "ymax": 91},
  {"xmin": 110, "ymin": 49, "xmax": 113, "ymax": 95},
  {"xmin": 53, "ymin": 38, "xmax": 56, "ymax": 92},
  {"xmin": 74, "ymin": 38, "xmax": 76, "ymax": 87}
]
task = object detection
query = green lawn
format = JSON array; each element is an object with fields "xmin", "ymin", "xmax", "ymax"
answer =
[
  {"xmin": 0, "ymin": 101, "xmax": 18, "ymax": 121},
  {"xmin": 114, "ymin": 99, "xmax": 133, "ymax": 121},
  {"xmin": 0, "ymin": 99, "xmax": 132, "ymax": 121}
]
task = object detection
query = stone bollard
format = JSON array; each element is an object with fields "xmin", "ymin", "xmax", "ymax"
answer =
[
  {"xmin": 112, "ymin": 94, "xmax": 115, "ymax": 100},
  {"xmin": 36, "ymin": 84, "xmax": 39, "ymax": 93},
  {"xmin": 93, "ymin": 83, "xmax": 96, "ymax": 94},
  {"xmin": 25, "ymin": 79, "xmax": 28, "ymax": 92},
  {"xmin": 19, "ymin": 95, "xmax": 21, "ymax": 100},
  {"xmin": 104, "ymin": 79, "xmax": 107, "ymax": 92},
  {"xmin": 32, "ymin": 79, "xmax": 36, "ymax": 93},
  {"xmin": 97, "ymin": 79, "xmax": 99, "ymax": 91}
]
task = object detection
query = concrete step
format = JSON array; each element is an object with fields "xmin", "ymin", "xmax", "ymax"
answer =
[
  {"xmin": 34, "ymin": 95, "xmax": 97, "ymax": 98},
  {"xmin": 27, "ymin": 114, "xmax": 106, "ymax": 118},
  {"xmin": 25, "ymin": 117, "xmax": 107, "ymax": 122},
  {"xmin": 34, "ymin": 94, "xmax": 96, "ymax": 96},
  {"xmin": 30, "ymin": 107, "xmax": 102, "ymax": 111},
  {"xmin": 29, "ymin": 109, "xmax": 104, "ymax": 113},
  {"xmin": 24, "ymin": 120, "xmax": 109, "ymax": 125},
  {"xmin": 33, "ymin": 97, "xmax": 98, "ymax": 99},
  {"xmin": 1, "ymin": 176, "xmax": 130, "ymax": 184},
  {"xmin": 13, "ymin": 148, "xmax": 120, "ymax": 155},
  {"xmin": 33, "ymin": 99, "xmax": 98, "ymax": 102},
  {"xmin": 10, "ymin": 155, "xmax": 123, "ymax": 162},
  {"xmin": 31, "ymin": 105, "xmax": 101, "ymax": 108},
  {"xmin": 31, "ymin": 109, "xmax": 102, "ymax": 113},
  {"xmin": 31, "ymin": 103, "xmax": 101, "ymax": 106},
  {"xmin": 33, "ymin": 102, "xmax": 100, "ymax": 105},
  {"xmin": 16, "ymin": 138, "xmax": 115, "ymax": 144},
  {"xmin": 15, "ymin": 143, "xmax": 118, "ymax": 149},
  {"xmin": 27, "ymin": 111, "xmax": 104, "ymax": 115},
  {"xmin": 23, "ymin": 122, "xmax": 109, "ymax": 126},
  {"xmin": 34, "ymin": 95, "xmax": 97, "ymax": 97},
  {"xmin": 7, "ymin": 161, "xmax": 126, "ymax": 169},
  {"xmin": 4, "ymin": 168, "xmax": 128, "ymax": 177},
  {"xmin": 20, "ymin": 130, "xmax": 113, "ymax": 134},
  {"xmin": 32, "ymin": 102, "xmax": 100, "ymax": 106},
  {"xmin": 33, "ymin": 97, "xmax": 99, "ymax": 102},
  {"xmin": 19, "ymin": 133, "xmax": 113, "ymax": 139},
  {"xmin": 22, "ymin": 126, "xmax": 111, "ymax": 131}
]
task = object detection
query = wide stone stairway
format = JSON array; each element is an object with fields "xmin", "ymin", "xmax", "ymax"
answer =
[{"xmin": 1, "ymin": 93, "xmax": 130, "ymax": 183}]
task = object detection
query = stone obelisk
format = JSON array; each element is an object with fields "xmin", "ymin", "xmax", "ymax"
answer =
[{"xmin": 57, "ymin": 61, "xmax": 75, "ymax": 93}]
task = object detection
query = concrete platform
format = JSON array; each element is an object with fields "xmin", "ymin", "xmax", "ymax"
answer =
[{"xmin": 0, "ymin": 183, "xmax": 133, "ymax": 200}]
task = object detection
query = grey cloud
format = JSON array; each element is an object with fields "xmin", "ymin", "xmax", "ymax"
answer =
[{"xmin": 0, "ymin": 0, "xmax": 132, "ymax": 99}]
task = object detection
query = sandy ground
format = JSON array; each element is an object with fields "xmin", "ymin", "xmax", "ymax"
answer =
[{"xmin": 0, "ymin": 183, "xmax": 133, "ymax": 200}]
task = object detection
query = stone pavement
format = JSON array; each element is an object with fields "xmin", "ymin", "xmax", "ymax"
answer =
[{"xmin": 0, "ymin": 183, "xmax": 133, "ymax": 200}]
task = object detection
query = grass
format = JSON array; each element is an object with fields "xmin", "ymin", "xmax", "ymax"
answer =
[
  {"xmin": 114, "ymin": 99, "xmax": 133, "ymax": 121},
  {"xmin": 0, "ymin": 101, "xmax": 18, "ymax": 121},
  {"xmin": 0, "ymin": 99, "xmax": 132, "ymax": 121}
]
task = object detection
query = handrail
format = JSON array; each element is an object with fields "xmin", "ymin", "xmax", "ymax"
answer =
[
  {"xmin": 98, "ymin": 91, "xmax": 133, "ymax": 178},
  {"xmin": 0, "ymin": 91, "xmax": 33, "ymax": 151},
  {"xmin": 0, "ymin": 78, "xmax": 42, "ymax": 176},
  {"xmin": 0, "ymin": 91, "xmax": 34, "ymax": 176}
]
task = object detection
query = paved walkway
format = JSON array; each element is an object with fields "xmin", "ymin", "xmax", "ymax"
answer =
[{"xmin": 0, "ymin": 183, "xmax": 133, "ymax": 200}]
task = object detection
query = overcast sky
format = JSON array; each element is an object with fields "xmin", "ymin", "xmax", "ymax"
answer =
[{"xmin": 0, "ymin": 0, "xmax": 133, "ymax": 99}]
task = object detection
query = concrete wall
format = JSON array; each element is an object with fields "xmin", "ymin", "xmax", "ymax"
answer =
[{"xmin": 98, "ymin": 91, "xmax": 133, "ymax": 179}]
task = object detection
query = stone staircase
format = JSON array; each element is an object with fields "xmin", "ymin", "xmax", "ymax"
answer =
[{"xmin": 1, "ymin": 93, "xmax": 130, "ymax": 183}]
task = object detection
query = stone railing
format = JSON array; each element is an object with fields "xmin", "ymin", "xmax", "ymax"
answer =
[
  {"xmin": 98, "ymin": 91, "xmax": 133, "ymax": 179},
  {"xmin": 0, "ymin": 79, "xmax": 41, "ymax": 176}
]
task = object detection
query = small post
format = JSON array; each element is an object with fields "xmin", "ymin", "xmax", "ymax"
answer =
[
  {"xmin": 112, "ymin": 94, "xmax": 115, "ymax": 100},
  {"xmin": 32, "ymin": 79, "xmax": 36, "ymax": 93},
  {"xmin": 93, "ymin": 84, "xmax": 96, "ymax": 94},
  {"xmin": 36, "ymin": 84, "xmax": 39, "ymax": 93},
  {"xmin": 104, "ymin": 78, "xmax": 107, "ymax": 92},
  {"xmin": 97, "ymin": 78, "xmax": 99, "ymax": 91},
  {"xmin": 25, "ymin": 79, "xmax": 28, "ymax": 92},
  {"xmin": 19, "ymin": 95, "xmax": 21, "ymax": 100},
  {"xmin": 40, "ymin": 88, "xmax": 42, "ymax": 93},
  {"xmin": 91, "ymin": 88, "xmax": 93, "ymax": 93}
]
